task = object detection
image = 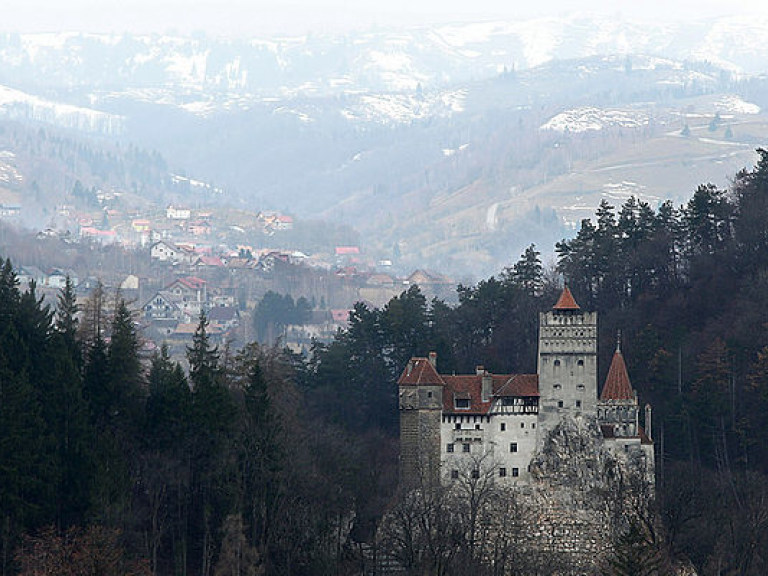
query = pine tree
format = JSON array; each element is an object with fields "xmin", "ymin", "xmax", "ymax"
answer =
[
  {"xmin": 506, "ymin": 244, "xmax": 543, "ymax": 296},
  {"xmin": 236, "ymin": 348, "xmax": 283, "ymax": 561},
  {"xmin": 55, "ymin": 276, "xmax": 79, "ymax": 339},
  {"xmin": 107, "ymin": 297, "xmax": 144, "ymax": 432},
  {"xmin": 0, "ymin": 265, "xmax": 55, "ymax": 572},
  {"xmin": 187, "ymin": 312, "xmax": 236, "ymax": 576},
  {"xmin": 49, "ymin": 279, "xmax": 92, "ymax": 527}
]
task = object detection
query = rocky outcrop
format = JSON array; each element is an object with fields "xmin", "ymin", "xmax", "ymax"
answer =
[{"xmin": 518, "ymin": 414, "xmax": 654, "ymax": 573}]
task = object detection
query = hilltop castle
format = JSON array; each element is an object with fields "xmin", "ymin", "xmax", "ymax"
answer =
[{"xmin": 398, "ymin": 286, "xmax": 654, "ymax": 487}]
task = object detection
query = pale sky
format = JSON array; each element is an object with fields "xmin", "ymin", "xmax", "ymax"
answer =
[{"xmin": 4, "ymin": 0, "xmax": 768, "ymax": 37}]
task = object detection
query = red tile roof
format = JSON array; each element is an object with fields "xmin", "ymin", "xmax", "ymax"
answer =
[
  {"xmin": 398, "ymin": 357, "xmax": 539, "ymax": 415},
  {"xmin": 331, "ymin": 309, "xmax": 351, "ymax": 324},
  {"xmin": 494, "ymin": 374, "xmax": 540, "ymax": 397},
  {"xmin": 441, "ymin": 375, "xmax": 491, "ymax": 414},
  {"xmin": 600, "ymin": 350, "xmax": 634, "ymax": 401},
  {"xmin": 397, "ymin": 358, "xmax": 445, "ymax": 386},
  {"xmin": 439, "ymin": 373, "xmax": 539, "ymax": 414},
  {"xmin": 195, "ymin": 256, "xmax": 224, "ymax": 267},
  {"xmin": 553, "ymin": 285, "xmax": 580, "ymax": 310},
  {"xmin": 177, "ymin": 276, "xmax": 207, "ymax": 290}
]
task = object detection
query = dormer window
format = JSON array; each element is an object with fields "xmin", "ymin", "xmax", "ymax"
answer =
[{"xmin": 455, "ymin": 398, "xmax": 470, "ymax": 410}]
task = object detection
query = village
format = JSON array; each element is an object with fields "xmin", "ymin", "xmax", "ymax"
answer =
[{"xmin": 3, "ymin": 199, "xmax": 456, "ymax": 361}]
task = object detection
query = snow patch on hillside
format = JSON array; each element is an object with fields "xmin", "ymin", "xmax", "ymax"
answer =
[
  {"xmin": 0, "ymin": 84, "xmax": 124, "ymax": 134},
  {"xmin": 714, "ymin": 95, "xmax": 760, "ymax": 115},
  {"xmin": 170, "ymin": 174, "xmax": 223, "ymax": 195},
  {"xmin": 540, "ymin": 107, "xmax": 649, "ymax": 133},
  {"xmin": 343, "ymin": 89, "xmax": 466, "ymax": 125},
  {"xmin": 0, "ymin": 151, "xmax": 23, "ymax": 185}
]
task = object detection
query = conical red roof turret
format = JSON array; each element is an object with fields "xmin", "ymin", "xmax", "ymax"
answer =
[
  {"xmin": 601, "ymin": 342, "xmax": 634, "ymax": 401},
  {"xmin": 553, "ymin": 285, "xmax": 580, "ymax": 310}
]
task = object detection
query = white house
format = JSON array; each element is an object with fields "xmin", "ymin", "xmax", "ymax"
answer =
[{"xmin": 166, "ymin": 205, "xmax": 191, "ymax": 220}]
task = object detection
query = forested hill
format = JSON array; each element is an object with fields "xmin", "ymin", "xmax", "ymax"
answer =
[{"xmin": 3, "ymin": 150, "xmax": 768, "ymax": 574}]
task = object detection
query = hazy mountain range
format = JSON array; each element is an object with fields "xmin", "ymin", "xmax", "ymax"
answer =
[{"xmin": 1, "ymin": 14, "xmax": 767, "ymax": 276}]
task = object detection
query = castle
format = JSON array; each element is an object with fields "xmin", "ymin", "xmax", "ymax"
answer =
[{"xmin": 398, "ymin": 286, "xmax": 654, "ymax": 487}]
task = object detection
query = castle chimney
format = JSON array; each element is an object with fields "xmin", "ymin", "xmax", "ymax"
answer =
[
  {"xmin": 645, "ymin": 404, "xmax": 652, "ymax": 441},
  {"xmin": 428, "ymin": 351, "xmax": 437, "ymax": 369},
  {"xmin": 476, "ymin": 365, "xmax": 485, "ymax": 375},
  {"xmin": 480, "ymin": 369, "xmax": 492, "ymax": 403}
]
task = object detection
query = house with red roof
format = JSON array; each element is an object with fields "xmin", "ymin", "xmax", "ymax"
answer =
[{"xmin": 399, "ymin": 286, "xmax": 654, "ymax": 488}]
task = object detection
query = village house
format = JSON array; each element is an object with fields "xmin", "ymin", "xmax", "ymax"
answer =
[
  {"xmin": 187, "ymin": 220, "xmax": 212, "ymax": 237},
  {"xmin": 207, "ymin": 306, "xmax": 240, "ymax": 332},
  {"xmin": 166, "ymin": 205, "xmax": 191, "ymax": 220},
  {"xmin": 142, "ymin": 276, "xmax": 209, "ymax": 325},
  {"xmin": 15, "ymin": 266, "xmax": 45, "ymax": 287},
  {"xmin": 45, "ymin": 268, "xmax": 79, "ymax": 290},
  {"xmin": 150, "ymin": 240, "xmax": 182, "ymax": 263}
]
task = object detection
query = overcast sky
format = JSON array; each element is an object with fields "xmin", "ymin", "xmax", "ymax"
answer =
[{"xmin": 5, "ymin": 0, "xmax": 767, "ymax": 37}]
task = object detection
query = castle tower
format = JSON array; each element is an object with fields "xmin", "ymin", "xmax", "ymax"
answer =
[
  {"xmin": 597, "ymin": 337, "xmax": 655, "ymax": 484},
  {"xmin": 537, "ymin": 286, "xmax": 598, "ymax": 441},
  {"xmin": 397, "ymin": 354, "xmax": 445, "ymax": 488},
  {"xmin": 598, "ymin": 337, "xmax": 639, "ymax": 437}
]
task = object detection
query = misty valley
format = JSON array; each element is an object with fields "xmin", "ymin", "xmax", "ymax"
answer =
[{"xmin": 2, "ymin": 11, "xmax": 768, "ymax": 576}]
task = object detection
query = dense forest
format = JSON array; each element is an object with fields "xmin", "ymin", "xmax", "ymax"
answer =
[{"xmin": 4, "ymin": 150, "xmax": 768, "ymax": 575}]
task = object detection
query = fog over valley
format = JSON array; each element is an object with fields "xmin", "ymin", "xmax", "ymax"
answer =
[{"xmin": 2, "ymin": 3, "xmax": 768, "ymax": 575}]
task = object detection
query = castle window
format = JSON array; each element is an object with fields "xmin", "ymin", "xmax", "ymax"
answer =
[
  {"xmin": 471, "ymin": 470, "xmax": 480, "ymax": 479},
  {"xmin": 577, "ymin": 384, "xmax": 585, "ymax": 391},
  {"xmin": 576, "ymin": 400, "xmax": 582, "ymax": 408},
  {"xmin": 451, "ymin": 470, "xmax": 459, "ymax": 479},
  {"xmin": 463, "ymin": 444, "xmax": 470, "ymax": 453},
  {"xmin": 521, "ymin": 422, "xmax": 525, "ymax": 428},
  {"xmin": 427, "ymin": 391, "xmax": 433, "ymax": 398},
  {"xmin": 532, "ymin": 423, "xmax": 536, "ymax": 429},
  {"xmin": 558, "ymin": 401, "xmax": 564, "ymax": 408},
  {"xmin": 447, "ymin": 443, "xmax": 454, "ymax": 453},
  {"xmin": 512, "ymin": 468, "xmax": 519, "ymax": 477},
  {"xmin": 553, "ymin": 384, "xmax": 562, "ymax": 390},
  {"xmin": 577, "ymin": 359, "xmax": 584, "ymax": 367},
  {"xmin": 500, "ymin": 422, "xmax": 506, "ymax": 431},
  {"xmin": 475, "ymin": 424, "xmax": 481, "ymax": 430},
  {"xmin": 455, "ymin": 423, "xmax": 461, "ymax": 430},
  {"xmin": 499, "ymin": 468, "xmax": 507, "ymax": 477},
  {"xmin": 455, "ymin": 398, "xmax": 470, "ymax": 410},
  {"xmin": 510, "ymin": 442, "xmax": 518, "ymax": 453}
]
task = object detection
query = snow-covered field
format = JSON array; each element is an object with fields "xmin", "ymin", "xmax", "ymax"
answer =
[
  {"xmin": 540, "ymin": 107, "xmax": 650, "ymax": 133},
  {"xmin": 0, "ymin": 84, "xmax": 124, "ymax": 134}
]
